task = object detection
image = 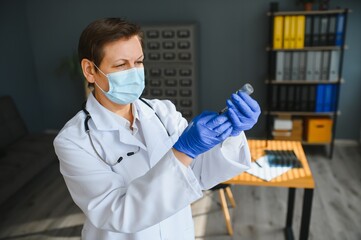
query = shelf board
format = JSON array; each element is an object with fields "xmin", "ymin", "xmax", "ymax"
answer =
[
  {"xmin": 268, "ymin": 9, "xmax": 349, "ymax": 16},
  {"xmin": 266, "ymin": 80, "xmax": 340, "ymax": 85},
  {"xmin": 267, "ymin": 46, "xmax": 343, "ymax": 51},
  {"xmin": 302, "ymin": 141, "xmax": 331, "ymax": 146},
  {"xmin": 266, "ymin": 111, "xmax": 339, "ymax": 116},
  {"xmin": 266, "ymin": 139, "xmax": 331, "ymax": 145}
]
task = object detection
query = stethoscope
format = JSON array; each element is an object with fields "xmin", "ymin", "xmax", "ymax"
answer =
[{"xmin": 82, "ymin": 98, "xmax": 170, "ymax": 167}]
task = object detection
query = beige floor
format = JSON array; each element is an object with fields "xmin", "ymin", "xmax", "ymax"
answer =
[{"xmin": 0, "ymin": 140, "xmax": 360, "ymax": 240}]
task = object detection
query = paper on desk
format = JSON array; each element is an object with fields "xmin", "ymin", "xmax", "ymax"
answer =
[{"xmin": 246, "ymin": 156, "xmax": 292, "ymax": 181}]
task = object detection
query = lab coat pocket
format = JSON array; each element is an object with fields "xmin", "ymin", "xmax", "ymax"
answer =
[
  {"xmin": 111, "ymin": 161, "xmax": 130, "ymax": 185},
  {"xmin": 107, "ymin": 144, "xmax": 140, "ymax": 166},
  {"xmin": 110, "ymin": 146, "xmax": 139, "ymax": 185},
  {"xmin": 112, "ymin": 147, "xmax": 151, "ymax": 184}
]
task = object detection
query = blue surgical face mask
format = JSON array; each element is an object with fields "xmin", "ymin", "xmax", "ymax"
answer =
[{"xmin": 93, "ymin": 64, "xmax": 145, "ymax": 105}]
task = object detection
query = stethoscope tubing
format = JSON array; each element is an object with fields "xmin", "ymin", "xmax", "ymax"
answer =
[{"xmin": 82, "ymin": 98, "xmax": 169, "ymax": 167}]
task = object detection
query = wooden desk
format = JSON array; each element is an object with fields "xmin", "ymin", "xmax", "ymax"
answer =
[{"xmin": 224, "ymin": 140, "xmax": 315, "ymax": 240}]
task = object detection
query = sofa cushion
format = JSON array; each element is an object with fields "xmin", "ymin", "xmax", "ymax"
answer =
[
  {"xmin": 0, "ymin": 153, "xmax": 52, "ymax": 204},
  {"xmin": 0, "ymin": 96, "xmax": 58, "ymax": 205},
  {"xmin": 0, "ymin": 149, "xmax": 6, "ymax": 158},
  {"xmin": 0, "ymin": 134, "xmax": 57, "ymax": 204},
  {"xmin": 0, "ymin": 96, "xmax": 28, "ymax": 149}
]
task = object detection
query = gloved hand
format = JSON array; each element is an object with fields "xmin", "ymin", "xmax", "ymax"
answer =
[
  {"xmin": 173, "ymin": 111, "xmax": 233, "ymax": 158},
  {"xmin": 226, "ymin": 91, "xmax": 261, "ymax": 136}
]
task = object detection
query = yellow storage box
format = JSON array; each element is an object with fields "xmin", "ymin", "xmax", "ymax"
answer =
[{"xmin": 306, "ymin": 118, "xmax": 333, "ymax": 143}]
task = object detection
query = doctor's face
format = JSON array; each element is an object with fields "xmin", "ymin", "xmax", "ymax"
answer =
[{"xmin": 94, "ymin": 35, "xmax": 144, "ymax": 92}]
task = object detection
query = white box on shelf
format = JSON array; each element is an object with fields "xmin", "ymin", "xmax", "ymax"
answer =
[{"xmin": 274, "ymin": 118, "xmax": 293, "ymax": 130}]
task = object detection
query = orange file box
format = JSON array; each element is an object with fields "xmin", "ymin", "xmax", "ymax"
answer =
[{"xmin": 306, "ymin": 118, "xmax": 333, "ymax": 143}]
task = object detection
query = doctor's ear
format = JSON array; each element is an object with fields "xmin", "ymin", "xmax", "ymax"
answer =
[{"xmin": 81, "ymin": 59, "xmax": 96, "ymax": 83}]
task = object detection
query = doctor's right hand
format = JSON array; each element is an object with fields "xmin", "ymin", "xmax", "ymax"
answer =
[
  {"xmin": 173, "ymin": 111, "xmax": 233, "ymax": 159},
  {"xmin": 226, "ymin": 91, "xmax": 261, "ymax": 136}
]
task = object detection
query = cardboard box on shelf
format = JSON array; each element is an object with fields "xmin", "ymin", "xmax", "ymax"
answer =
[{"xmin": 273, "ymin": 118, "xmax": 303, "ymax": 141}]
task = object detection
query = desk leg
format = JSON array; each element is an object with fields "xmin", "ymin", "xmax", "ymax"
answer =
[
  {"xmin": 285, "ymin": 188, "xmax": 295, "ymax": 240},
  {"xmin": 299, "ymin": 188, "xmax": 314, "ymax": 240}
]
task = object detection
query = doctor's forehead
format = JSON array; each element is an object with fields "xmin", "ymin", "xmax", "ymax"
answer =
[{"xmin": 101, "ymin": 36, "xmax": 143, "ymax": 62}]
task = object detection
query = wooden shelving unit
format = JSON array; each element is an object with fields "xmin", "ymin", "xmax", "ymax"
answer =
[{"xmin": 265, "ymin": 4, "xmax": 350, "ymax": 158}]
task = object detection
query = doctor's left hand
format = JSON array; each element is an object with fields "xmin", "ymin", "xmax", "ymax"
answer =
[
  {"xmin": 226, "ymin": 91, "xmax": 261, "ymax": 136},
  {"xmin": 173, "ymin": 111, "xmax": 233, "ymax": 159}
]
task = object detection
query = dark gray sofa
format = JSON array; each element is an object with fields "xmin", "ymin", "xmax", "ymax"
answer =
[{"xmin": 0, "ymin": 96, "xmax": 57, "ymax": 205}]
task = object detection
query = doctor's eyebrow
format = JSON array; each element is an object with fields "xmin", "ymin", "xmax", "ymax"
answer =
[{"xmin": 113, "ymin": 55, "xmax": 144, "ymax": 63}]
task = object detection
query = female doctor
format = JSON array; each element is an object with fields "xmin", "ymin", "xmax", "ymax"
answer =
[{"xmin": 54, "ymin": 18, "xmax": 260, "ymax": 240}]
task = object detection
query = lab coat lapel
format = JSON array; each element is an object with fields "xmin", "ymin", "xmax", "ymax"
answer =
[
  {"xmin": 140, "ymin": 115, "xmax": 175, "ymax": 168},
  {"xmin": 117, "ymin": 129, "xmax": 146, "ymax": 150},
  {"xmin": 86, "ymin": 93, "xmax": 146, "ymax": 150}
]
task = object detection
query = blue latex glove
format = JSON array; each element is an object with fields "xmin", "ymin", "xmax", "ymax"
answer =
[
  {"xmin": 173, "ymin": 111, "xmax": 233, "ymax": 158},
  {"xmin": 226, "ymin": 91, "xmax": 261, "ymax": 136}
]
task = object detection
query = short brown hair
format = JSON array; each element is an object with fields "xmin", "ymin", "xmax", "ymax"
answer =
[{"xmin": 78, "ymin": 18, "xmax": 143, "ymax": 68}]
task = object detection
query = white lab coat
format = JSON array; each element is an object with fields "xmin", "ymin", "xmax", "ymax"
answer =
[{"xmin": 54, "ymin": 93, "xmax": 251, "ymax": 240}]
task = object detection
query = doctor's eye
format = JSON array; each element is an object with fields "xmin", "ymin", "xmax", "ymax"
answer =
[
  {"xmin": 115, "ymin": 63, "xmax": 126, "ymax": 68},
  {"xmin": 135, "ymin": 61, "xmax": 144, "ymax": 65}
]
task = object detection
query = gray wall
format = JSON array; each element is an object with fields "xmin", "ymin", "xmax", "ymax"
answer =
[
  {"xmin": 1, "ymin": 0, "xmax": 360, "ymax": 140},
  {"xmin": 0, "ymin": 0, "xmax": 43, "ymax": 132}
]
